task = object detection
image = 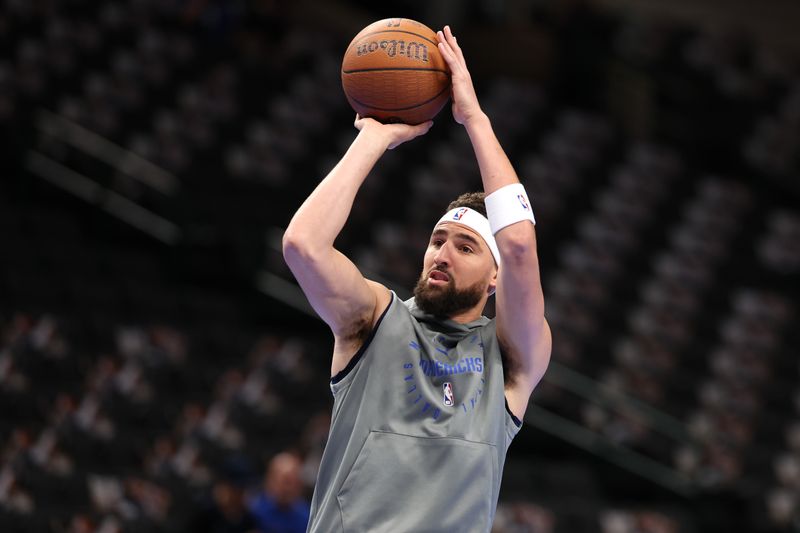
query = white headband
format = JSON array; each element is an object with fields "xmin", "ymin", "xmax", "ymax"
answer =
[{"xmin": 436, "ymin": 207, "xmax": 501, "ymax": 267}]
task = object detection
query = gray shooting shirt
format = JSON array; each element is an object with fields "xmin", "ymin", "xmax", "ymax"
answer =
[{"xmin": 307, "ymin": 293, "xmax": 522, "ymax": 533}]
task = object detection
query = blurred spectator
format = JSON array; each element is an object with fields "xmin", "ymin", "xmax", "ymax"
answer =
[
  {"xmin": 0, "ymin": 466, "xmax": 34, "ymax": 515},
  {"xmin": 250, "ymin": 452, "xmax": 310, "ymax": 533},
  {"xmin": 171, "ymin": 442, "xmax": 213, "ymax": 487},
  {"xmin": 65, "ymin": 514, "xmax": 96, "ymax": 533},
  {"xmin": 143, "ymin": 436, "xmax": 178, "ymax": 481},
  {"xmin": 1, "ymin": 427, "xmax": 33, "ymax": 466},
  {"xmin": 189, "ymin": 459, "xmax": 259, "ymax": 533},
  {"xmin": 492, "ymin": 501, "xmax": 556, "ymax": 533},
  {"xmin": 87, "ymin": 474, "xmax": 171, "ymax": 530},
  {"xmin": 767, "ymin": 487, "xmax": 797, "ymax": 529},
  {"xmin": 29, "ymin": 428, "xmax": 73, "ymax": 477},
  {"xmin": 0, "ymin": 349, "xmax": 28, "ymax": 392},
  {"xmin": 758, "ymin": 210, "xmax": 800, "ymax": 274},
  {"xmin": 600, "ymin": 508, "xmax": 680, "ymax": 533}
]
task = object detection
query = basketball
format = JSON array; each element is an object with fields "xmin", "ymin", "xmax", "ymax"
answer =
[{"xmin": 341, "ymin": 18, "xmax": 451, "ymax": 125}]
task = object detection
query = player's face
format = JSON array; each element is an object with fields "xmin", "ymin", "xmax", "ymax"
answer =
[{"xmin": 413, "ymin": 223, "xmax": 497, "ymax": 316}]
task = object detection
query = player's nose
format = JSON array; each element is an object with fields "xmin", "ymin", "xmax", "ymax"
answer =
[{"xmin": 433, "ymin": 242, "xmax": 452, "ymax": 266}]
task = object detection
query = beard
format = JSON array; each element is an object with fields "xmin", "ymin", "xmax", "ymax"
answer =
[{"xmin": 413, "ymin": 268, "xmax": 486, "ymax": 318}]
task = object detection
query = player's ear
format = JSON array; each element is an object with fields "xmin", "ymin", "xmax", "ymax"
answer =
[{"xmin": 487, "ymin": 269, "xmax": 497, "ymax": 296}]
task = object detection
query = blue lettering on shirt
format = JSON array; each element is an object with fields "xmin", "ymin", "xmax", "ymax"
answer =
[
  {"xmin": 418, "ymin": 356, "xmax": 482, "ymax": 377},
  {"xmin": 400, "ymin": 357, "xmax": 487, "ymax": 423}
]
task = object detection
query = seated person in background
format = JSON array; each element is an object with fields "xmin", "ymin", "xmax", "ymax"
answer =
[{"xmin": 250, "ymin": 452, "xmax": 310, "ymax": 533}]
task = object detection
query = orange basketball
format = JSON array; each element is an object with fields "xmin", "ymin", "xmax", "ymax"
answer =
[{"xmin": 341, "ymin": 18, "xmax": 451, "ymax": 125}]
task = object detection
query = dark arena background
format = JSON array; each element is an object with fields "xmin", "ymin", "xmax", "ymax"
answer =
[{"xmin": 2, "ymin": 0, "xmax": 800, "ymax": 531}]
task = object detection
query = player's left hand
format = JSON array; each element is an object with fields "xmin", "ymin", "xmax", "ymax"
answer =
[
  {"xmin": 353, "ymin": 114, "xmax": 433, "ymax": 150},
  {"xmin": 436, "ymin": 25, "xmax": 484, "ymax": 126}
]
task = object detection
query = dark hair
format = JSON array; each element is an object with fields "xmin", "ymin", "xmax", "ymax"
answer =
[{"xmin": 446, "ymin": 192, "xmax": 487, "ymax": 217}]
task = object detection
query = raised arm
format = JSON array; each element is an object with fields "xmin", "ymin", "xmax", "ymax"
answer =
[
  {"xmin": 283, "ymin": 116, "xmax": 432, "ymax": 375},
  {"xmin": 437, "ymin": 26, "xmax": 552, "ymax": 419}
]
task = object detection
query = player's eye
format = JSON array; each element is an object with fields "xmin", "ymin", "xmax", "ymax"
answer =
[
  {"xmin": 460, "ymin": 245, "xmax": 474, "ymax": 254},
  {"xmin": 431, "ymin": 239, "xmax": 444, "ymax": 247}
]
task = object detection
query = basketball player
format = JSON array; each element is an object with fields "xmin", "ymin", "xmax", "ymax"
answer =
[{"xmin": 283, "ymin": 26, "xmax": 551, "ymax": 532}]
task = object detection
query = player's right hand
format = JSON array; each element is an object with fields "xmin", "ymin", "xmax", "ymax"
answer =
[
  {"xmin": 354, "ymin": 114, "xmax": 433, "ymax": 150},
  {"xmin": 436, "ymin": 25, "xmax": 483, "ymax": 127}
]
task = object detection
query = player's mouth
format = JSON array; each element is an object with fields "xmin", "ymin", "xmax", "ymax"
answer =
[{"xmin": 428, "ymin": 269, "xmax": 450, "ymax": 285}]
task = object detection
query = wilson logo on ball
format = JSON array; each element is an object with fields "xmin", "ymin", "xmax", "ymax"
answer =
[{"xmin": 356, "ymin": 40, "xmax": 429, "ymax": 62}]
